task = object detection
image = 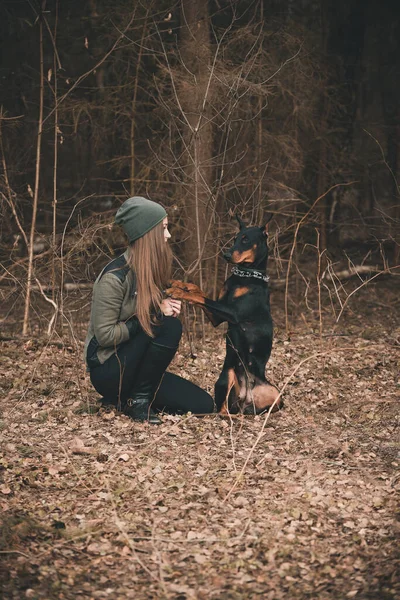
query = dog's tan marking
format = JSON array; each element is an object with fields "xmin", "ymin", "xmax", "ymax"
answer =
[
  {"xmin": 219, "ymin": 368, "xmax": 240, "ymax": 414},
  {"xmin": 233, "ymin": 286, "xmax": 250, "ymax": 298},
  {"xmin": 219, "ymin": 400, "xmax": 229, "ymax": 415},
  {"xmin": 218, "ymin": 284, "xmax": 227, "ymax": 300},
  {"xmin": 228, "ymin": 368, "xmax": 241, "ymax": 395},
  {"xmin": 231, "ymin": 245, "xmax": 257, "ymax": 264}
]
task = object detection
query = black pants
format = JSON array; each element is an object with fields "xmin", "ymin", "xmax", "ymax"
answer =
[{"xmin": 89, "ymin": 316, "xmax": 214, "ymax": 415}]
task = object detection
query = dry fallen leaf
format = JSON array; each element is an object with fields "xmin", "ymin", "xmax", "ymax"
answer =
[
  {"xmin": 69, "ymin": 437, "xmax": 94, "ymax": 455},
  {"xmin": 102, "ymin": 411, "xmax": 115, "ymax": 421},
  {"xmin": 87, "ymin": 541, "xmax": 113, "ymax": 554},
  {"xmin": 194, "ymin": 553, "xmax": 207, "ymax": 564},
  {"xmin": 233, "ymin": 495, "xmax": 248, "ymax": 507}
]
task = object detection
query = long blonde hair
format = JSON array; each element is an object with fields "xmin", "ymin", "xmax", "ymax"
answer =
[{"xmin": 127, "ymin": 221, "xmax": 172, "ymax": 337}]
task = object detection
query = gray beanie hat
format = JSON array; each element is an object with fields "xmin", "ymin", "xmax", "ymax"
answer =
[{"xmin": 115, "ymin": 196, "xmax": 167, "ymax": 243}]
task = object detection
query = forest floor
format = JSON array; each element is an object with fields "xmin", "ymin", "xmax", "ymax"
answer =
[{"xmin": 0, "ymin": 277, "xmax": 399, "ymax": 599}]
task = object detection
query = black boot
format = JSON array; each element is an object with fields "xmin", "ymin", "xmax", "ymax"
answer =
[
  {"xmin": 123, "ymin": 342, "xmax": 178, "ymax": 424},
  {"xmin": 124, "ymin": 397, "xmax": 162, "ymax": 424}
]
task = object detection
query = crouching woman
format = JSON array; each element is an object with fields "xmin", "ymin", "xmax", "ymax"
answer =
[{"xmin": 84, "ymin": 196, "xmax": 214, "ymax": 424}]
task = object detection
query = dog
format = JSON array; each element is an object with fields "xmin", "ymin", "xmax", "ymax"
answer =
[{"xmin": 166, "ymin": 216, "xmax": 282, "ymax": 415}]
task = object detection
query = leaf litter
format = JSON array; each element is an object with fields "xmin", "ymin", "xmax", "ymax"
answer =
[{"xmin": 0, "ymin": 281, "xmax": 399, "ymax": 599}]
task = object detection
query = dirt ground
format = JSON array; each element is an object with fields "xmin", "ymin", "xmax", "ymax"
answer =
[{"xmin": 0, "ymin": 277, "xmax": 399, "ymax": 599}]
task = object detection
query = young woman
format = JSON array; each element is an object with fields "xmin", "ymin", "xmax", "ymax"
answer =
[{"xmin": 84, "ymin": 196, "xmax": 214, "ymax": 424}]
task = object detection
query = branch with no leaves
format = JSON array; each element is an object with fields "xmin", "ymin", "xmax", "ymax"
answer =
[
  {"xmin": 334, "ymin": 265, "xmax": 399, "ymax": 323},
  {"xmin": 42, "ymin": 11, "xmax": 138, "ymax": 126},
  {"xmin": 284, "ymin": 181, "xmax": 357, "ymax": 333}
]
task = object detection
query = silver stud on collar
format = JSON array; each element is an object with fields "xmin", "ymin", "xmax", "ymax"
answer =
[{"xmin": 231, "ymin": 265, "xmax": 269, "ymax": 283}]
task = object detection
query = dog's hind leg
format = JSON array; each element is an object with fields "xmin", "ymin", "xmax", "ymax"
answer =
[{"xmin": 215, "ymin": 368, "xmax": 240, "ymax": 414}]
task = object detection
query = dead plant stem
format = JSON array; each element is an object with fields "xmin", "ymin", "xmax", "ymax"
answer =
[
  {"xmin": 284, "ymin": 181, "xmax": 356, "ymax": 335},
  {"xmin": 51, "ymin": 0, "xmax": 59, "ymax": 310},
  {"xmin": 335, "ymin": 266, "xmax": 399, "ymax": 323},
  {"xmin": 23, "ymin": 3, "xmax": 46, "ymax": 336}
]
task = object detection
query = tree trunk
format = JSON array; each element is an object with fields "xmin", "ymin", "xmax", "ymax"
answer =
[
  {"xmin": 178, "ymin": 0, "xmax": 213, "ymax": 288},
  {"xmin": 316, "ymin": 0, "xmax": 329, "ymax": 251},
  {"xmin": 130, "ymin": 14, "xmax": 148, "ymax": 196}
]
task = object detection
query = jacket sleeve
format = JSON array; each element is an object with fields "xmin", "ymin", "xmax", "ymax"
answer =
[{"xmin": 92, "ymin": 273, "xmax": 130, "ymax": 348}]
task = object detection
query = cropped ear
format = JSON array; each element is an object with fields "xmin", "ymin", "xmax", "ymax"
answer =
[
  {"xmin": 260, "ymin": 213, "xmax": 273, "ymax": 236},
  {"xmin": 236, "ymin": 214, "xmax": 246, "ymax": 229}
]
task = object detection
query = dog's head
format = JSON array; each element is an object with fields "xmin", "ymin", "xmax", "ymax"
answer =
[{"xmin": 223, "ymin": 215, "xmax": 272, "ymax": 268}]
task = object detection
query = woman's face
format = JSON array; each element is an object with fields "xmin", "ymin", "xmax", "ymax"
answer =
[{"xmin": 163, "ymin": 217, "xmax": 171, "ymax": 242}]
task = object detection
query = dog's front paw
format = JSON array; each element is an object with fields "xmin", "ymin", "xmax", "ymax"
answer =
[
  {"xmin": 165, "ymin": 286, "xmax": 187, "ymax": 300},
  {"xmin": 165, "ymin": 286, "xmax": 206, "ymax": 306},
  {"xmin": 168, "ymin": 279, "xmax": 187, "ymax": 290},
  {"xmin": 166, "ymin": 280, "xmax": 204, "ymax": 297}
]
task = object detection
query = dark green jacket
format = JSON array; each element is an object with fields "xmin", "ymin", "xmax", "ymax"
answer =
[{"xmin": 84, "ymin": 251, "xmax": 138, "ymax": 367}]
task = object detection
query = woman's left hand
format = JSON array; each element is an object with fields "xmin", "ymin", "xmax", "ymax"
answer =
[{"xmin": 161, "ymin": 298, "xmax": 182, "ymax": 317}]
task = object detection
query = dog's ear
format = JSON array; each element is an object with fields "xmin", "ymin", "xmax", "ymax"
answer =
[
  {"xmin": 236, "ymin": 214, "xmax": 246, "ymax": 229},
  {"xmin": 260, "ymin": 213, "xmax": 273, "ymax": 236}
]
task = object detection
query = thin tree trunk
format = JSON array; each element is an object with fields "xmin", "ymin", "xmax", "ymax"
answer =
[
  {"xmin": 88, "ymin": 0, "xmax": 104, "ymax": 95},
  {"xmin": 179, "ymin": 0, "xmax": 213, "ymax": 287},
  {"xmin": 52, "ymin": 0, "xmax": 59, "ymax": 308},
  {"xmin": 22, "ymin": 2, "xmax": 45, "ymax": 336},
  {"xmin": 317, "ymin": 114, "xmax": 328, "ymax": 251},
  {"xmin": 130, "ymin": 15, "xmax": 148, "ymax": 196},
  {"xmin": 0, "ymin": 111, "xmax": 29, "ymax": 248},
  {"xmin": 393, "ymin": 122, "xmax": 400, "ymax": 266},
  {"xmin": 317, "ymin": 0, "xmax": 328, "ymax": 251},
  {"xmin": 255, "ymin": 0, "xmax": 264, "ymax": 225}
]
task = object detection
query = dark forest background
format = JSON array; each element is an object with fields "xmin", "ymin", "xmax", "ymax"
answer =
[{"xmin": 0, "ymin": 0, "xmax": 399, "ymax": 334}]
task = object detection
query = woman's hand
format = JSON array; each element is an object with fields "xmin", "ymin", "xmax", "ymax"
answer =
[{"xmin": 160, "ymin": 298, "xmax": 182, "ymax": 317}]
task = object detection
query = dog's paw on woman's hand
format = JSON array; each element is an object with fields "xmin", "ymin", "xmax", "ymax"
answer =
[
  {"xmin": 165, "ymin": 286, "xmax": 185, "ymax": 299},
  {"xmin": 166, "ymin": 281, "xmax": 203, "ymax": 300},
  {"xmin": 168, "ymin": 280, "xmax": 186, "ymax": 290},
  {"xmin": 165, "ymin": 286, "xmax": 206, "ymax": 305},
  {"xmin": 168, "ymin": 280, "xmax": 204, "ymax": 295}
]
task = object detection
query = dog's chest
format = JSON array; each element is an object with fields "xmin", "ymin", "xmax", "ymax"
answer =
[{"xmin": 226, "ymin": 281, "xmax": 270, "ymax": 314}]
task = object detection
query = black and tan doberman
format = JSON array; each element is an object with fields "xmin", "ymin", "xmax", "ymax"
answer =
[{"xmin": 166, "ymin": 216, "xmax": 282, "ymax": 415}]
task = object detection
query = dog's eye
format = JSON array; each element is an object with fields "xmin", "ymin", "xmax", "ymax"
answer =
[{"xmin": 241, "ymin": 235, "xmax": 249, "ymax": 244}]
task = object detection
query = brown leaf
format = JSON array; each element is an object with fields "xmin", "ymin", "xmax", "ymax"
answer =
[
  {"xmin": 120, "ymin": 545, "xmax": 131, "ymax": 556},
  {"xmin": 87, "ymin": 541, "xmax": 112, "ymax": 554},
  {"xmin": 102, "ymin": 411, "xmax": 115, "ymax": 421},
  {"xmin": 233, "ymin": 495, "xmax": 248, "ymax": 507},
  {"xmin": 194, "ymin": 553, "xmax": 207, "ymax": 564},
  {"xmin": 70, "ymin": 437, "xmax": 94, "ymax": 455}
]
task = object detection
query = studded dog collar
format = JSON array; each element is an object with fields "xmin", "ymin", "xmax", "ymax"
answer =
[{"xmin": 231, "ymin": 265, "xmax": 269, "ymax": 283}]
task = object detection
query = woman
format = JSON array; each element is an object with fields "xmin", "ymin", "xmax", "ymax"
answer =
[{"xmin": 84, "ymin": 196, "xmax": 214, "ymax": 424}]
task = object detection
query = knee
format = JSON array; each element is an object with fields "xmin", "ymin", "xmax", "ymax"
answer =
[
  {"xmin": 154, "ymin": 316, "xmax": 182, "ymax": 347},
  {"xmin": 202, "ymin": 394, "xmax": 215, "ymax": 414},
  {"xmin": 191, "ymin": 392, "xmax": 215, "ymax": 415},
  {"xmin": 163, "ymin": 316, "xmax": 183, "ymax": 344}
]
